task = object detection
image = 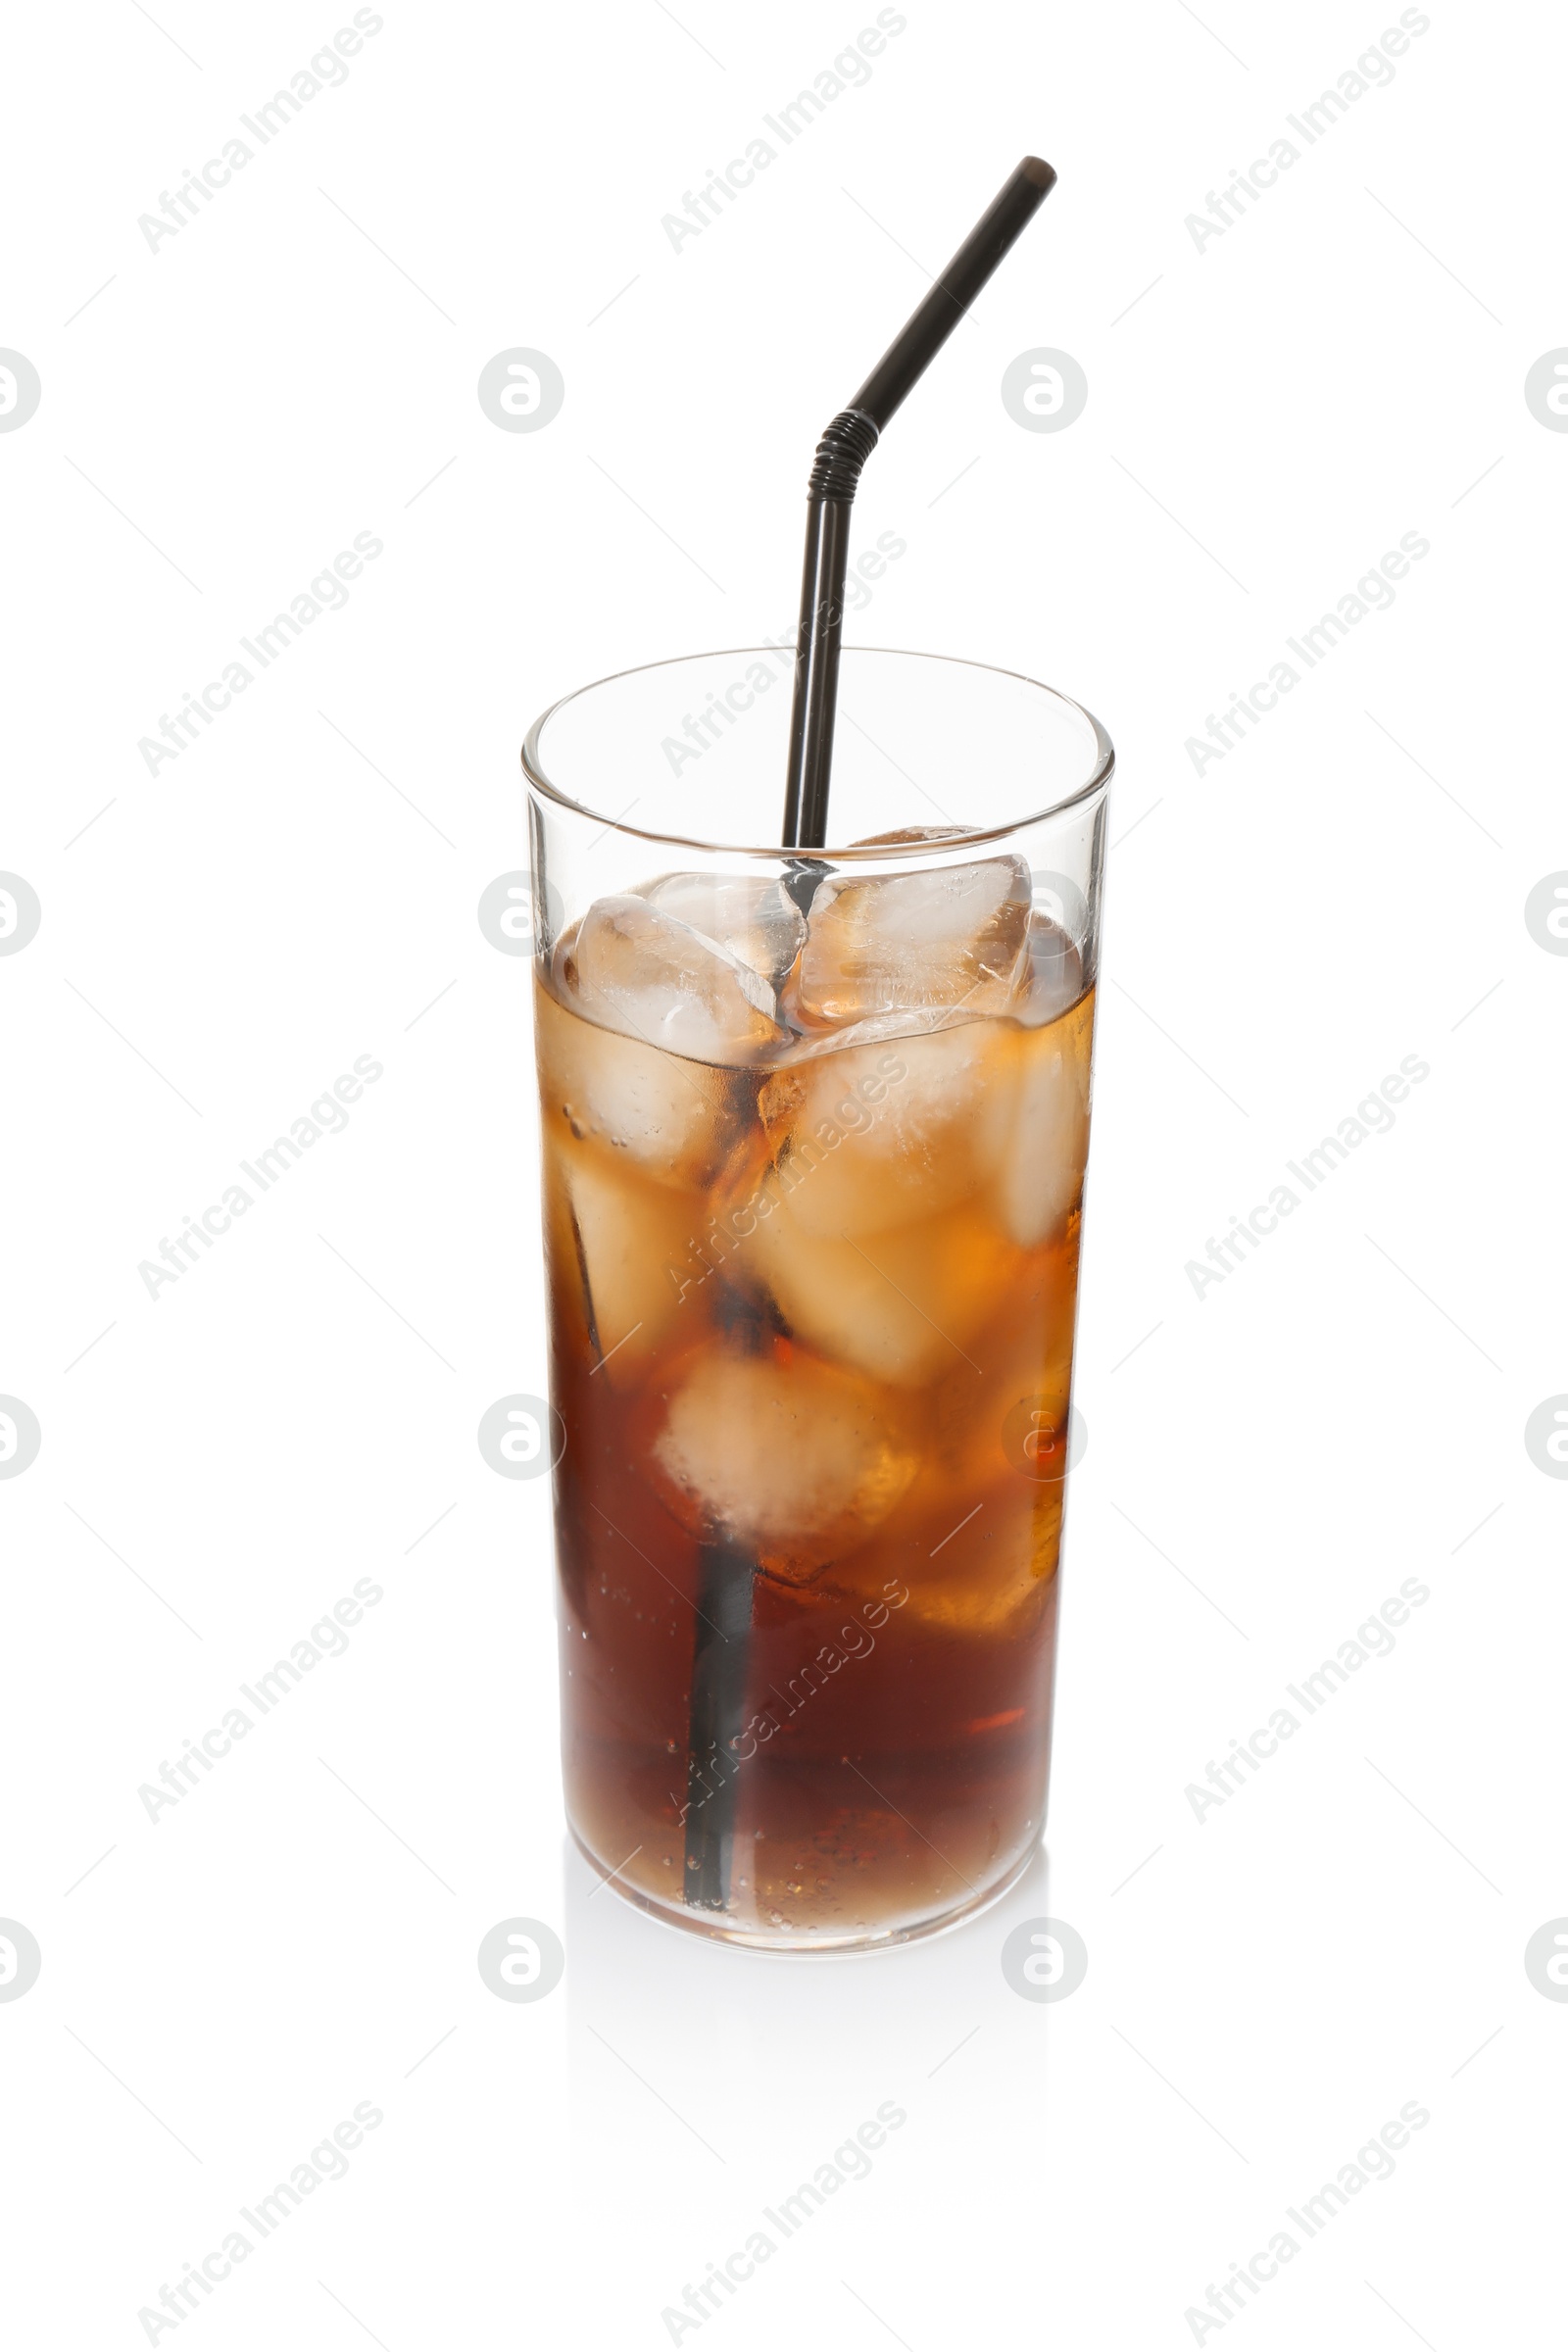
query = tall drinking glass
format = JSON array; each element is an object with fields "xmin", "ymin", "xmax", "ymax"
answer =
[{"xmin": 524, "ymin": 647, "xmax": 1110, "ymax": 1950}]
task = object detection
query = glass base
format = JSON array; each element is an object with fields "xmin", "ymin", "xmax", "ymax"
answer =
[{"xmin": 567, "ymin": 1819, "xmax": 1041, "ymax": 1955}]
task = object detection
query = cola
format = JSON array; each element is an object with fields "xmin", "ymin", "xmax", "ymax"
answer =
[{"xmin": 535, "ymin": 856, "xmax": 1094, "ymax": 1947}]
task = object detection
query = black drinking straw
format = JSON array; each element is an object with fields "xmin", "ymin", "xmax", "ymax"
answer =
[
  {"xmin": 782, "ymin": 156, "xmax": 1057, "ymax": 850},
  {"xmin": 682, "ymin": 159, "xmax": 1057, "ymax": 1914},
  {"xmin": 681, "ymin": 1532, "xmax": 754, "ymax": 1911}
]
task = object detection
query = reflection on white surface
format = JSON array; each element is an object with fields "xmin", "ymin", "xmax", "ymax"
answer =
[{"xmin": 564, "ymin": 1834, "xmax": 1060, "ymax": 2345}]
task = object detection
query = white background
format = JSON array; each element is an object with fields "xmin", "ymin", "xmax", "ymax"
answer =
[{"xmin": 3, "ymin": 0, "xmax": 1564, "ymax": 2343}]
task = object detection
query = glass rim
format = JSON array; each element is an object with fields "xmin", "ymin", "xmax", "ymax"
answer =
[{"xmin": 520, "ymin": 644, "xmax": 1115, "ymax": 860}]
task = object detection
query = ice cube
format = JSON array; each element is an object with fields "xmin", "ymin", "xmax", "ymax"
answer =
[
  {"xmin": 790, "ymin": 855, "xmax": 1032, "ymax": 1027},
  {"xmin": 556, "ymin": 894, "xmax": 787, "ymax": 1065},
  {"xmin": 535, "ymin": 980, "xmax": 745, "ymax": 1192},
  {"xmin": 744, "ymin": 1194, "xmax": 1018, "ymax": 1388},
  {"xmin": 560, "ymin": 1145, "xmax": 700, "ymax": 1387},
  {"xmin": 639, "ymin": 872, "xmax": 807, "ymax": 992},
  {"xmin": 651, "ymin": 1348, "xmax": 917, "ymax": 1579},
  {"xmin": 897, "ymin": 1485, "xmax": 1061, "ymax": 1637},
  {"xmin": 756, "ymin": 1022, "xmax": 1003, "ymax": 1239},
  {"xmin": 921, "ymin": 1232, "xmax": 1081, "ymax": 1493},
  {"xmin": 768, "ymin": 1005, "xmax": 979, "ymax": 1062},
  {"xmin": 989, "ymin": 998, "xmax": 1093, "ymax": 1248},
  {"xmin": 824, "ymin": 1482, "xmax": 1060, "ymax": 1638},
  {"xmin": 1014, "ymin": 911, "xmax": 1086, "ymax": 1029}
]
